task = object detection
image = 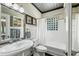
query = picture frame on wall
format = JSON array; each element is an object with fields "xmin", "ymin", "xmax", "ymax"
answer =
[
  {"xmin": 25, "ymin": 15, "xmax": 37, "ymax": 25},
  {"xmin": 32, "ymin": 18, "xmax": 37, "ymax": 25},
  {"xmin": 26, "ymin": 15, "xmax": 32, "ymax": 24}
]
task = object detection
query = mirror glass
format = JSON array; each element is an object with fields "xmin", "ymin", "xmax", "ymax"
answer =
[
  {"xmin": 0, "ymin": 5, "xmax": 24, "ymax": 43},
  {"xmin": 10, "ymin": 16, "xmax": 21, "ymax": 27}
]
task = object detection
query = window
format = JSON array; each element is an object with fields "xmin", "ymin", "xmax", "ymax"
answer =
[{"xmin": 47, "ymin": 17, "xmax": 58, "ymax": 31}]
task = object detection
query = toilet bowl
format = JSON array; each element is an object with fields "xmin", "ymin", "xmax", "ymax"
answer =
[
  {"xmin": 35, "ymin": 45, "xmax": 47, "ymax": 56},
  {"xmin": 36, "ymin": 45, "xmax": 47, "ymax": 52},
  {"xmin": 32, "ymin": 39, "xmax": 47, "ymax": 56}
]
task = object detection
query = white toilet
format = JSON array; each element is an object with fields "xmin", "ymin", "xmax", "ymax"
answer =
[
  {"xmin": 35, "ymin": 45, "xmax": 47, "ymax": 56},
  {"xmin": 32, "ymin": 39, "xmax": 47, "ymax": 56}
]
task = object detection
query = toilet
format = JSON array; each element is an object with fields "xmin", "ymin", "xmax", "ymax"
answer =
[
  {"xmin": 35, "ymin": 45, "xmax": 47, "ymax": 56},
  {"xmin": 32, "ymin": 39, "xmax": 47, "ymax": 56}
]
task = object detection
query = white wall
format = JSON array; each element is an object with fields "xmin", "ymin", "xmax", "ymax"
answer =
[
  {"xmin": 37, "ymin": 6, "xmax": 79, "ymax": 51},
  {"xmin": 37, "ymin": 18, "xmax": 67, "ymax": 46},
  {"xmin": 25, "ymin": 24, "xmax": 37, "ymax": 39},
  {"xmin": 17, "ymin": 3, "xmax": 42, "ymax": 40},
  {"xmin": 72, "ymin": 12, "xmax": 79, "ymax": 51},
  {"xmin": 37, "ymin": 18, "xmax": 46, "ymax": 44},
  {"xmin": 38, "ymin": 8, "xmax": 67, "ymax": 47}
]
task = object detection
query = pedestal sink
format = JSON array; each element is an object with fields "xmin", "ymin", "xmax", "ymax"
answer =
[{"xmin": 0, "ymin": 40, "xmax": 33, "ymax": 56}]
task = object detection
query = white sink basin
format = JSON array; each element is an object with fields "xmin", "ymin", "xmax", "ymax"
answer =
[{"xmin": 0, "ymin": 40, "xmax": 33, "ymax": 56}]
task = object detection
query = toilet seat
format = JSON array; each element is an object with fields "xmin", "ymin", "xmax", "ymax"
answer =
[{"xmin": 36, "ymin": 45, "xmax": 47, "ymax": 52}]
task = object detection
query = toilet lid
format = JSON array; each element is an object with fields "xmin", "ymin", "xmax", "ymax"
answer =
[{"xmin": 36, "ymin": 45, "xmax": 47, "ymax": 51}]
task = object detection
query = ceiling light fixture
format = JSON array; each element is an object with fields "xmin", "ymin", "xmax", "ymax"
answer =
[
  {"xmin": 4, "ymin": 3, "xmax": 12, "ymax": 7},
  {"xmin": 12, "ymin": 3, "xmax": 19, "ymax": 10},
  {"xmin": 19, "ymin": 7, "xmax": 24, "ymax": 13},
  {"xmin": 1, "ymin": 19, "xmax": 6, "ymax": 22},
  {"xmin": 3, "ymin": 3, "xmax": 24, "ymax": 13}
]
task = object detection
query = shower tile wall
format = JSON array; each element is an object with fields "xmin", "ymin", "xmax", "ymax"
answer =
[
  {"xmin": 37, "ymin": 17, "xmax": 67, "ymax": 45},
  {"xmin": 38, "ymin": 13, "xmax": 79, "ymax": 52}
]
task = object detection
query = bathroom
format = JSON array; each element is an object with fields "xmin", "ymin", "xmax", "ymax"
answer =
[{"xmin": 0, "ymin": 3, "xmax": 79, "ymax": 56}]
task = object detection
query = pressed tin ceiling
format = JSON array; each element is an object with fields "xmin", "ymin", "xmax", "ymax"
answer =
[{"xmin": 32, "ymin": 3, "xmax": 79, "ymax": 13}]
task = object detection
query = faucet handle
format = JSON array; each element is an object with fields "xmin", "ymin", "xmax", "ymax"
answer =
[{"xmin": 9, "ymin": 40, "xmax": 13, "ymax": 43}]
